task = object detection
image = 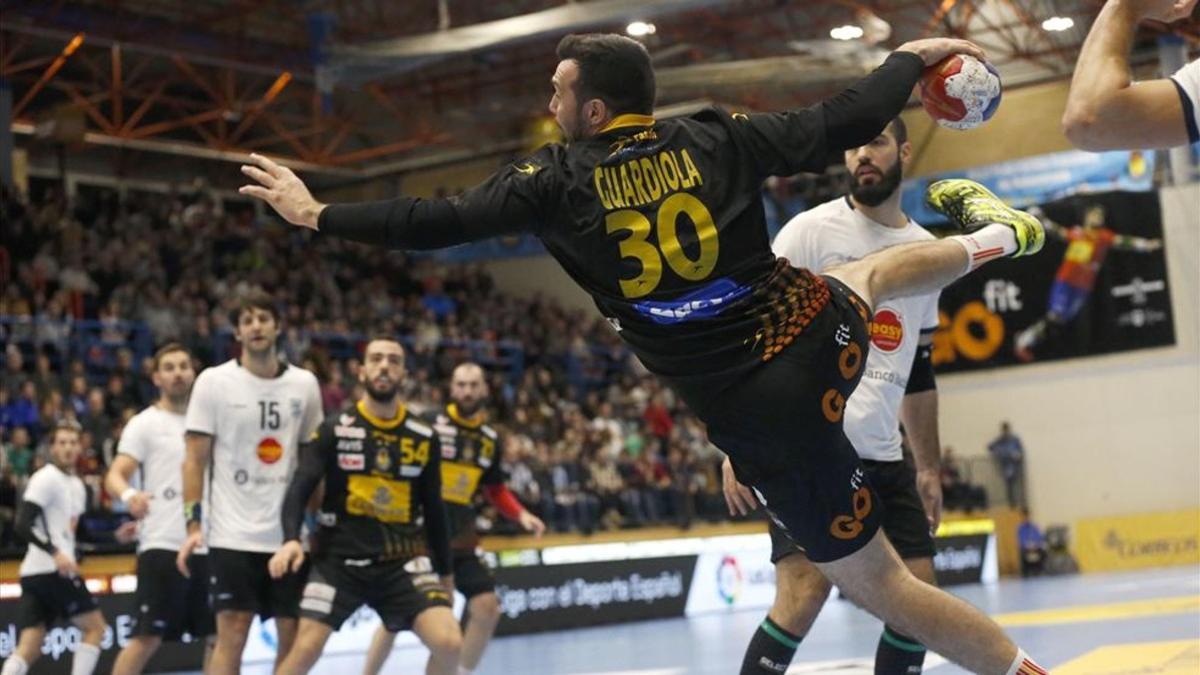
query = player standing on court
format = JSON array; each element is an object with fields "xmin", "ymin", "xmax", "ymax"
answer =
[
  {"xmin": 724, "ymin": 117, "xmax": 946, "ymax": 675},
  {"xmin": 240, "ymin": 33, "xmax": 1050, "ymax": 674},
  {"xmin": 106, "ymin": 343, "xmax": 216, "ymax": 674},
  {"xmin": 2, "ymin": 424, "xmax": 110, "ymax": 675},
  {"xmin": 268, "ymin": 338, "xmax": 462, "ymax": 675},
  {"xmin": 362, "ymin": 362, "xmax": 546, "ymax": 675},
  {"xmin": 177, "ymin": 290, "xmax": 323, "ymax": 674}
]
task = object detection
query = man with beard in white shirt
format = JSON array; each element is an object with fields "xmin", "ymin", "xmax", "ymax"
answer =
[
  {"xmin": 176, "ymin": 289, "xmax": 324, "ymax": 674},
  {"xmin": 2, "ymin": 424, "xmax": 109, "ymax": 675},
  {"xmin": 106, "ymin": 343, "xmax": 215, "ymax": 674},
  {"xmin": 725, "ymin": 117, "xmax": 946, "ymax": 675}
]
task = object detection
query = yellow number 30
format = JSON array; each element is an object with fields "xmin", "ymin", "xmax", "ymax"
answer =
[{"xmin": 605, "ymin": 193, "xmax": 720, "ymax": 299}]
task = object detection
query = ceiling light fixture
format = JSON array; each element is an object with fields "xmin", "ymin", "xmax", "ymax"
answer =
[
  {"xmin": 830, "ymin": 25, "xmax": 865, "ymax": 41},
  {"xmin": 1042, "ymin": 16, "xmax": 1075, "ymax": 31},
  {"xmin": 627, "ymin": 21, "xmax": 657, "ymax": 37}
]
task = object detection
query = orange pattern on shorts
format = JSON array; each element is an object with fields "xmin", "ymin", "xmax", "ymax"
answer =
[{"xmin": 754, "ymin": 260, "xmax": 831, "ymax": 363}]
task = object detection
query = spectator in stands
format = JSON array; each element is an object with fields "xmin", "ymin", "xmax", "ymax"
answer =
[
  {"xmin": 587, "ymin": 448, "xmax": 631, "ymax": 529},
  {"xmin": 81, "ymin": 388, "xmax": 111, "ymax": 445},
  {"xmin": 4, "ymin": 345, "xmax": 25, "ymax": 397},
  {"xmin": 67, "ymin": 375, "xmax": 89, "ymax": 419},
  {"xmin": 0, "ymin": 465, "xmax": 16, "ymax": 546},
  {"xmin": 551, "ymin": 446, "xmax": 596, "ymax": 534},
  {"xmin": 1017, "ymin": 508, "xmax": 1047, "ymax": 577},
  {"xmin": 8, "ymin": 381, "xmax": 40, "ymax": 437},
  {"xmin": 988, "ymin": 421, "xmax": 1027, "ymax": 508},
  {"xmin": 31, "ymin": 352, "xmax": 59, "ymax": 403},
  {"xmin": 665, "ymin": 446, "xmax": 696, "ymax": 529},
  {"xmin": 4, "ymin": 427, "xmax": 36, "ymax": 485}
]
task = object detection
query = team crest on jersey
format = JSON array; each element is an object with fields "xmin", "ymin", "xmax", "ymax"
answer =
[
  {"xmin": 375, "ymin": 448, "xmax": 392, "ymax": 472},
  {"xmin": 462, "ymin": 440, "xmax": 475, "ymax": 462},
  {"xmin": 289, "ymin": 398, "xmax": 303, "ymax": 418},
  {"xmin": 869, "ymin": 308, "xmax": 904, "ymax": 353}
]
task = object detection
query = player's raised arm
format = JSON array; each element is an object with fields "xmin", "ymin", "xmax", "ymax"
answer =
[
  {"xmin": 1062, "ymin": 0, "xmax": 1199, "ymax": 150},
  {"xmin": 240, "ymin": 150, "xmax": 550, "ymax": 251},
  {"xmin": 731, "ymin": 38, "xmax": 985, "ymax": 178}
]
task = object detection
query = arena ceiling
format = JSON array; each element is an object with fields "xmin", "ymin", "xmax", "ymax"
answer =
[{"xmin": 3, "ymin": 0, "xmax": 1197, "ymax": 181}]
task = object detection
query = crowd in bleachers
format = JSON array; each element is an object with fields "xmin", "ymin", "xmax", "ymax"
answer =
[{"xmin": 0, "ymin": 181, "xmax": 735, "ymax": 551}]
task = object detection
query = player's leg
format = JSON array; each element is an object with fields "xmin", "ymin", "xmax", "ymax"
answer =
[
  {"xmin": 0, "ymin": 626, "xmax": 45, "ymax": 675},
  {"xmin": 269, "ymin": 551, "xmax": 310, "ymax": 670},
  {"xmin": 411, "ymin": 607, "xmax": 463, "ymax": 675},
  {"xmin": 739, "ymin": 539, "xmax": 832, "ymax": 675},
  {"xmin": 209, "ymin": 610, "xmax": 255, "ymax": 675},
  {"xmin": 112, "ymin": 636, "xmax": 162, "ymax": 675},
  {"xmin": 275, "ymin": 618, "xmax": 299, "ymax": 670},
  {"xmin": 361, "ymin": 627, "xmax": 398, "ymax": 675},
  {"xmin": 460, "ymin": 592, "xmax": 501, "ymax": 673},
  {"xmin": 455, "ymin": 551, "xmax": 501, "ymax": 673},
  {"xmin": 69, "ymin": 608, "xmax": 108, "ymax": 675},
  {"xmin": 274, "ymin": 619, "xmax": 334, "ymax": 675},
  {"xmin": 826, "ymin": 180, "xmax": 1044, "ymax": 311},
  {"xmin": 867, "ymin": 461, "xmax": 940, "ymax": 675}
]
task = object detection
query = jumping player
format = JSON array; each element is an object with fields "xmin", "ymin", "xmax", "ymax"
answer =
[
  {"xmin": 724, "ymin": 117, "xmax": 946, "ymax": 674},
  {"xmin": 106, "ymin": 343, "xmax": 215, "ymax": 674},
  {"xmin": 1013, "ymin": 204, "xmax": 1163, "ymax": 362},
  {"xmin": 241, "ymin": 33, "xmax": 1049, "ymax": 673},
  {"xmin": 268, "ymin": 338, "xmax": 462, "ymax": 675},
  {"xmin": 362, "ymin": 362, "xmax": 546, "ymax": 675},
  {"xmin": 177, "ymin": 290, "xmax": 324, "ymax": 674}
]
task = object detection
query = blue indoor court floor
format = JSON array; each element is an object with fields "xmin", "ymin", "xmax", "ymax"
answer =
[{"xmin": 218, "ymin": 565, "xmax": 1199, "ymax": 675}]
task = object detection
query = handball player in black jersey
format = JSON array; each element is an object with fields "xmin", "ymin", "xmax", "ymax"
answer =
[
  {"xmin": 242, "ymin": 33, "xmax": 1047, "ymax": 674},
  {"xmin": 268, "ymin": 339, "xmax": 462, "ymax": 675}
]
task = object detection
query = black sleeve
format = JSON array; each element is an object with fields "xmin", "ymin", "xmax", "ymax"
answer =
[
  {"xmin": 316, "ymin": 147, "xmax": 558, "ymax": 251},
  {"xmin": 281, "ymin": 427, "xmax": 329, "ymax": 542},
  {"xmin": 727, "ymin": 51, "xmax": 924, "ymax": 178},
  {"xmin": 15, "ymin": 501, "xmax": 57, "ymax": 555},
  {"xmin": 905, "ymin": 341, "xmax": 937, "ymax": 394},
  {"xmin": 419, "ymin": 446, "xmax": 452, "ymax": 576}
]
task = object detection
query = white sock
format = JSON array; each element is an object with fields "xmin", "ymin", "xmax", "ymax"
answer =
[
  {"xmin": 71, "ymin": 644, "xmax": 101, "ymax": 675},
  {"xmin": 950, "ymin": 224, "xmax": 1019, "ymax": 273},
  {"xmin": 1004, "ymin": 648, "xmax": 1048, "ymax": 675},
  {"xmin": 1, "ymin": 655, "xmax": 29, "ymax": 675}
]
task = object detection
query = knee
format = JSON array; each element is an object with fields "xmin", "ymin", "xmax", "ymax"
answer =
[
  {"xmin": 771, "ymin": 559, "xmax": 831, "ymax": 633},
  {"xmin": 427, "ymin": 630, "xmax": 463, "ymax": 661},
  {"xmin": 470, "ymin": 593, "xmax": 502, "ymax": 624}
]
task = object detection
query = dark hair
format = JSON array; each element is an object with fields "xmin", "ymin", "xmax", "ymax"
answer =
[
  {"xmin": 886, "ymin": 117, "xmax": 908, "ymax": 145},
  {"xmin": 556, "ymin": 33, "xmax": 656, "ymax": 116},
  {"xmin": 152, "ymin": 342, "xmax": 190, "ymax": 371},
  {"xmin": 362, "ymin": 335, "xmax": 404, "ymax": 355},
  {"xmin": 229, "ymin": 288, "xmax": 279, "ymax": 327},
  {"xmin": 49, "ymin": 421, "xmax": 81, "ymax": 445}
]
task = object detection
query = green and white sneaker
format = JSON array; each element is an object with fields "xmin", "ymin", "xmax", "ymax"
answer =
[{"xmin": 925, "ymin": 179, "xmax": 1045, "ymax": 257}]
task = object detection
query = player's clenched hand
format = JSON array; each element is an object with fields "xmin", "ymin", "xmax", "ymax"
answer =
[
  {"xmin": 53, "ymin": 550, "xmax": 79, "ymax": 578},
  {"xmin": 519, "ymin": 510, "xmax": 547, "ymax": 537},
  {"xmin": 721, "ymin": 457, "xmax": 760, "ymax": 517},
  {"xmin": 176, "ymin": 531, "xmax": 204, "ymax": 578},
  {"xmin": 916, "ymin": 468, "xmax": 944, "ymax": 533},
  {"xmin": 114, "ymin": 520, "xmax": 140, "ymax": 545},
  {"xmin": 895, "ymin": 38, "xmax": 986, "ymax": 66},
  {"xmin": 127, "ymin": 491, "xmax": 152, "ymax": 519},
  {"xmin": 269, "ymin": 540, "xmax": 306, "ymax": 579},
  {"xmin": 239, "ymin": 153, "xmax": 326, "ymax": 230}
]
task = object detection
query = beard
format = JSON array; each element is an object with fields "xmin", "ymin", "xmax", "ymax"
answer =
[
  {"xmin": 365, "ymin": 379, "xmax": 399, "ymax": 403},
  {"xmin": 850, "ymin": 161, "xmax": 903, "ymax": 207},
  {"xmin": 560, "ymin": 107, "xmax": 588, "ymax": 143}
]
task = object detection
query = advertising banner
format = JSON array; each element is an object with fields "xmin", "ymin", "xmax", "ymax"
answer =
[
  {"xmin": 1074, "ymin": 509, "xmax": 1200, "ymax": 573},
  {"xmin": 929, "ymin": 191, "xmax": 1173, "ymax": 372}
]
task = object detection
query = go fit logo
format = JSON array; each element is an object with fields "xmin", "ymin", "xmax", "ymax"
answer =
[{"xmin": 830, "ymin": 470, "xmax": 873, "ymax": 541}]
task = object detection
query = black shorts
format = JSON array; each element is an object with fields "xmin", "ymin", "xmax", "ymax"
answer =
[
  {"xmin": 452, "ymin": 549, "xmax": 495, "ymax": 599},
  {"xmin": 769, "ymin": 459, "xmax": 937, "ymax": 563},
  {"xmin": 131, "ymin": 550, "xmax": 215, "ymax": 640},
  {"xmin": 300, "ymin": 556, "xmax": 451, "ymax": 632},
  {"xmin": 671, "ymin": 277, "xmax": 882, "ymax": 563},
  {"xmin": 208, "ymin": 547, "xmax": 308, "ymax": 620},
  {"xmin": 18, "ymin": 573, "xmax": 98, "ymax": 630}
]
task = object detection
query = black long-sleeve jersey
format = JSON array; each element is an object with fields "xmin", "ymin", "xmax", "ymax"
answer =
[
  {"xmin": 432, "ymin": 403, "xmax": 504, "ymax": 550},
  {"xmin": 320, "ymin": 53, "xmax": 925, "ymax": 410},
  {"xmin": 280, "ymin": 400, "xmax": 451, "ymax": 575}
]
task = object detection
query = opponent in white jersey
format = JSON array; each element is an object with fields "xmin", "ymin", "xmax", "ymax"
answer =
[
  {"xmin": 1064, "ymin": 0, "xmax": 1199, "ymax": 150},
  {"xmin": 177, "ymin": 290, "xmax": 323, "ymax": 675},
  {"xmin": 724, "ymin": 119, "xmax": 946, "ymax": 675},
  {"xmin": 105, "ymin": 344, "xmax": 214, "ymax": 674},
  {"xmin": 3, "ymin": 425, "xmax": 108, "ymax": 675}
]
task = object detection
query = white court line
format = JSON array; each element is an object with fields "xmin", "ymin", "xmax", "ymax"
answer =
[
  {"xmin": 566, "ymin": 670, "xmax": 687, "ymax": 675},
  {"xmin": 785, "ymin": 654, "xmax": 950, "ymax": 673}
]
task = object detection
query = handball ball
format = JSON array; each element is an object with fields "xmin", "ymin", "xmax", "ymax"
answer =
[{"xmin": 919, "ymin": 54, "xmax": 1002, "ymax": 130}]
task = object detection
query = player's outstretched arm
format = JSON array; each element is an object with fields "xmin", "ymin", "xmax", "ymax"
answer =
[
  {"xmin": 240, "ymin": 151, "xmax": 547, "ymax": 251},
  {"xmin": 1063, "ymin": 0, "xmax": 1198, "ymax": 150}
]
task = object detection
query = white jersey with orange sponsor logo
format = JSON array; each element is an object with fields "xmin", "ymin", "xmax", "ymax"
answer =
[
  {"xmin": 772, "ymin": 196, "xmax": 939, "ymax": 461},
  {"xmin": 185, "ymin": 359, "xmax": 322, "ymax": 552}
]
